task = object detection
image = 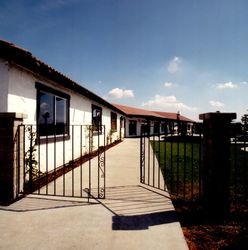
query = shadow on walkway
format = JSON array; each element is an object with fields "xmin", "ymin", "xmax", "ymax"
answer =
[
  {"xmin": 112, "ymin": 210, "xmax": 177, "ymax": 230},
  {"xmin": 0, "ymin": 195, "xmax": 97, "ymax": 212},
  {"xmin": 94, "ymin": 185, "xmax": 178, "ymax": 231}
]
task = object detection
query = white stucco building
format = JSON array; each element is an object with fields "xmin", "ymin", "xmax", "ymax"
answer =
[
  {"xmin": 0, "ymin": 39, "xmax": 194, "ymax": 174},
  {"xmin": 0, "ymin": 40, "xmax": 125, "ymax": 172},
  {"xmin": 113, "ymin": 103, "xmax": 194, "ymax": 137}
]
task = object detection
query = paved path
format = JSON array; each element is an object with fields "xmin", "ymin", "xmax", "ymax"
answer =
[{"xmin": 0, "ymin": 138, "xmax": 188, "ymax": 250}]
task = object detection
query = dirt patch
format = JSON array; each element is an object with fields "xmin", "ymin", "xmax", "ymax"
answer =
[{"xmin": 172, "ymin": 199, "xmax": 248, "ymax": 249}]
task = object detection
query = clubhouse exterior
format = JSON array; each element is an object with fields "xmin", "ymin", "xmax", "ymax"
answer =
[
  {"xmin": 0, "ymin": 39, "xmax": 193, "ymax": 144},
  {"xmin": 113, "ymin": 103, "xmax": 194, "ymax": 137},
  {"xmin": 0, "ymin": 39, "xmax": 193, "ymax": 203}
]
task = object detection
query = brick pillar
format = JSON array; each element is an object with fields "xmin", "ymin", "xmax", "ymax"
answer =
[
  {"xmin": 0, "ymin": 113, "xmax": 26, "ymax": 204},
  {"xmin": 199, "ymin": 112, "xmax": 236, "ymax": 220}
]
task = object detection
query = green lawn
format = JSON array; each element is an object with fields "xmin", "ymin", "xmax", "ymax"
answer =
[
  {"xmin": 230, "ymin": 144, "xmax": 248, "ymax": 202},
  {"xmin": 151, "ymin": 140, "xmax": 248, "ymax": 202},
  {"xmin": 151, "ymin": 140, "xmax": 202, "ymax": 199}
]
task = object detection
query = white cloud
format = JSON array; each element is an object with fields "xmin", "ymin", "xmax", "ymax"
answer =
[
  {"xmin": 108, "ymin": 88, "xmax": 134, "ymax": 99},
  {"xmin": 142, "ymin": 95, "xmax": 196, "ymax": 111},
  {"xmin": 240, "ymin": 81, "xmax": 248, "ymax": 85},
  {"xmin": 164, "ymin": 82, "xmax": 174, "ymax": 88},
  {"xmin": 209, "ymin": 100, "xmax": 225, "ymax": 108},
  {"xmin": 167, "ymin": 57, "xmax": 182, "ymax": 73},
  {"xmin": 217, "ymin": 82, "xmax": 238, "ymax": 89}
]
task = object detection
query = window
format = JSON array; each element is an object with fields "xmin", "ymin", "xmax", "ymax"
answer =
[
  {"xmin": 120, "ymin": 116, "xmax": 125, "ymax": 129},
  {"xmin": 129, "ymin": 120, "xmax": 137, "ymax": 136},
  {"xmin": 154, "ymin": 121, "xmax": 160, "ymax": 134},
  {"xmin": 111, "ymin": 112, "xmax": 117, "ymax": 131},
  {"xmin": 92, "ymin": 105, "xmax": 102, "ymax": 132},
  {"xmin": 161, "ymin": 122, "xmax": 166, "ymax": 133},
  {"xmin": 36, "ymin": 83, "xmax": 70, "ymax": 137}
]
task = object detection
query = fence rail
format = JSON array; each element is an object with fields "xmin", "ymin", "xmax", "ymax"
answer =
[
  {"xmin": 230, "ymin": 123, "xmax": 248, "ymax": 204},
  {"xmin": 17, "ymin": 124, "xmax": 106, "ymax": 200},
  {"xmin": 140, "ymin": 122, "xmax": 203, "ymax": 201},
  {"xmin": 140, "ymin": 121, "xmax": 248, "ymax": 206}
]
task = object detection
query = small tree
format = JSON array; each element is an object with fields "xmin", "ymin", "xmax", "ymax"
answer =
[{"xmin": 24, "ymin": 127, "xmax": 40, "ymax": 187}]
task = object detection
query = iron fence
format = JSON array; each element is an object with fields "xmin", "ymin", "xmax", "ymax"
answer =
[
  {"xmin": 140, "ymin": 121, "xmax": 248, "ymax": 205},
  {"xmin": 17, "ymin": 124, "xmax": 106, "ymax": 200},
  {"xmin": 140, "ymin": 122, "xmax": 203, "ymax": 201},
  {"xmin": 230, "ymin": 122, "xmax": 248, "ymax": 205}
]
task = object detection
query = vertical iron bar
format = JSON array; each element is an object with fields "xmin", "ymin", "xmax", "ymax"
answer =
[
  {"xmin": 88, "ymin": 126, "xmax": 92, "ymax": 201},
  {"xmin": 54, "ymin": 126, "xmax": 56, "ymax": 196},
  {"xmin": 46, "ymin": 132, "xmax": 48, "ymax": 195},
  {"xmin": 72, "ymin": 125, "xmax": 74, "ymax": 197},
  {"xmin": 176, "ymin": 128, "xmax": 179, "ymax": 196},
  {"xmin": 191, "ymin": 129, "xmax": 194, "ymax": 200},
  {"xmin": 243, "ymin": 132, "xmax": 247, "ymax": 202},
  {"xmin": 158, "ymin": 126, "xmax": 161, "ymax": 189},
  {"xmin": 80, "ymin": 125, "xmax": 83, "ymax": 198},
  {"xmin": 198, "ymin": 125, "xmax": 202, "ymax": 200},
  {"xmin": 37, "ymin": 125, "xmax": 41, "ymax": 195},
  {"xmin": 98, "ymin": 126, "xmax": 100, "ymax": 198},
  {"xmin": 23, "ymin": 125, "xmax": 25, "ymax": 193},
  {"xmin": 140, "ymin": 130, "xmax": 143, "ymax": 183},
  {"xmin": 103, "ymin": 126, "xmax": 106, "ymax": 199},
  {"xmin": 143, "ymin": 134, "xmax": 146, "ymax": 183},
  {"xmin": 153, "ymin": 131, "xmax": 155, "ymax": 187},
  {"xmin": 29, "ymin": 125, "xmax": 33, "ymax": 190},
  {"xmin": 233, "ymin": 133, "xmax": 237, "ymax": 202},
  {"xmin": 140, "ymin": 126, "xmax": 146, "ymax": 184},
  {"xmin": 148, "ymin": 134, "xmax": 150, "ymax": 186},
  {"xmin": 163, "ymin": 126, "xmax": 167, "ymax": 191},
  {"xmin": 170, "ymin": 122, "xmax": 173, "ymax": 193},
  {"xmin": 183, "ymin": 135, "xmax": 186, "ymax": 199},
  {"xmin": 63, "ymin": 130, "xmax": 65, "ymax": 196},
  {"xmin": 17, "ymin": 125, "xmax": 21, "ymax": 195}
]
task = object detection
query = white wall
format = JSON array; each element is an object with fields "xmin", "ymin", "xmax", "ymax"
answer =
[{"xmin": 6, "ymin": 63, "xmax": 124, "ymax": 172}]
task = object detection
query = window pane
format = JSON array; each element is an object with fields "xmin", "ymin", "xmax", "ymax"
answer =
[
  {"xmin": 111, "ymin": 112, "xmax": 117, "ymax": 131},
  {"xmin": 56, "ymin": 97, "xmax": 67, "ymax": 135},
  {"xmin": 38, "ymin": 92, "xmax": 54, "ymax": 125},
  {"xmin": 92, "ymin": 105, "xmax": 102, "ymax": 131},
  {"xmin": 38, "ymin": 92, "xmax": 54, "ymax": 136},
  {"xmin": 129, "ymin": 120, "xmax": 137, "ymax": 135},
  {"xmin": 56, "ymin": 97, "xmax": 66, "ymax": 124},
  {"xmin": 37, "ymin": 88, "xmax": 69, "ymax": 137}
]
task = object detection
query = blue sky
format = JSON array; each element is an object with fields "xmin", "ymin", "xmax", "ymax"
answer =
[{"xmin": 0, "ymin": 0, "xmax": 248, "ymax": 121}]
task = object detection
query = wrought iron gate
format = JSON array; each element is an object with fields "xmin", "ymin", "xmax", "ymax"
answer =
[
  {"xmin": 17, "ymin": 124, "xmax": 106, "ymax": 200},
  {"xmin": 140, "ymin": 122, "xmax": 203, "ymax": 200}
]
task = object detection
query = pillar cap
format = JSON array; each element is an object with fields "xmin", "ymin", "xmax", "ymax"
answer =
[{"xmin": 199, "ymin": 112, "xmax": 236, "ymax": 121}]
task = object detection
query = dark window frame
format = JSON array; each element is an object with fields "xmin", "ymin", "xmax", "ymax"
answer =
[
  {"xmin": 111, "ymin": 112, "xmax": 117, "ymax": 132},
  {"xmin": 129, "ymin": 120, "xmax": 137, "ymax": 136},
  {"xmin": 92, "ymin": 104, "xmax": 102, "ymax": 133},
  {"xmin": 36, "ymin": 82, "xmax": 70, "ymax": 143}
]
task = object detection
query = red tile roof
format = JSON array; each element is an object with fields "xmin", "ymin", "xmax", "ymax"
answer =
[
  {"xmin": 113, "ymin": 104, "xmax": 194, "ymax": 122},
  {"xmin": 153, "ymin": 111, "xmax": 194, "ymax": 122},
  {"xmin": 113, "ymin": 104, "xmax": 163, "ymax": 118}
]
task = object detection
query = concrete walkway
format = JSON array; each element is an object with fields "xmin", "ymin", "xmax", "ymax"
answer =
[{"xmin": 0, "ymin": 138, "xmax": 188, "ymax": 250}]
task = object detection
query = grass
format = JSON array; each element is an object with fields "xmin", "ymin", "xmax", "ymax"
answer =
[
  {"xmin": 230, "ymin": 144, "xmax": 248, "ymax": 204},
  {"xmin": 151, "ymin": 138, "xmax": 248, "ymax": 202},
  {"xmin": 151, "ymin": 138, "xmax": 248, "ymax": 249},
  {"xmin": 151, "ymin": 139, "xmax": 202, "ymax": 199}
]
